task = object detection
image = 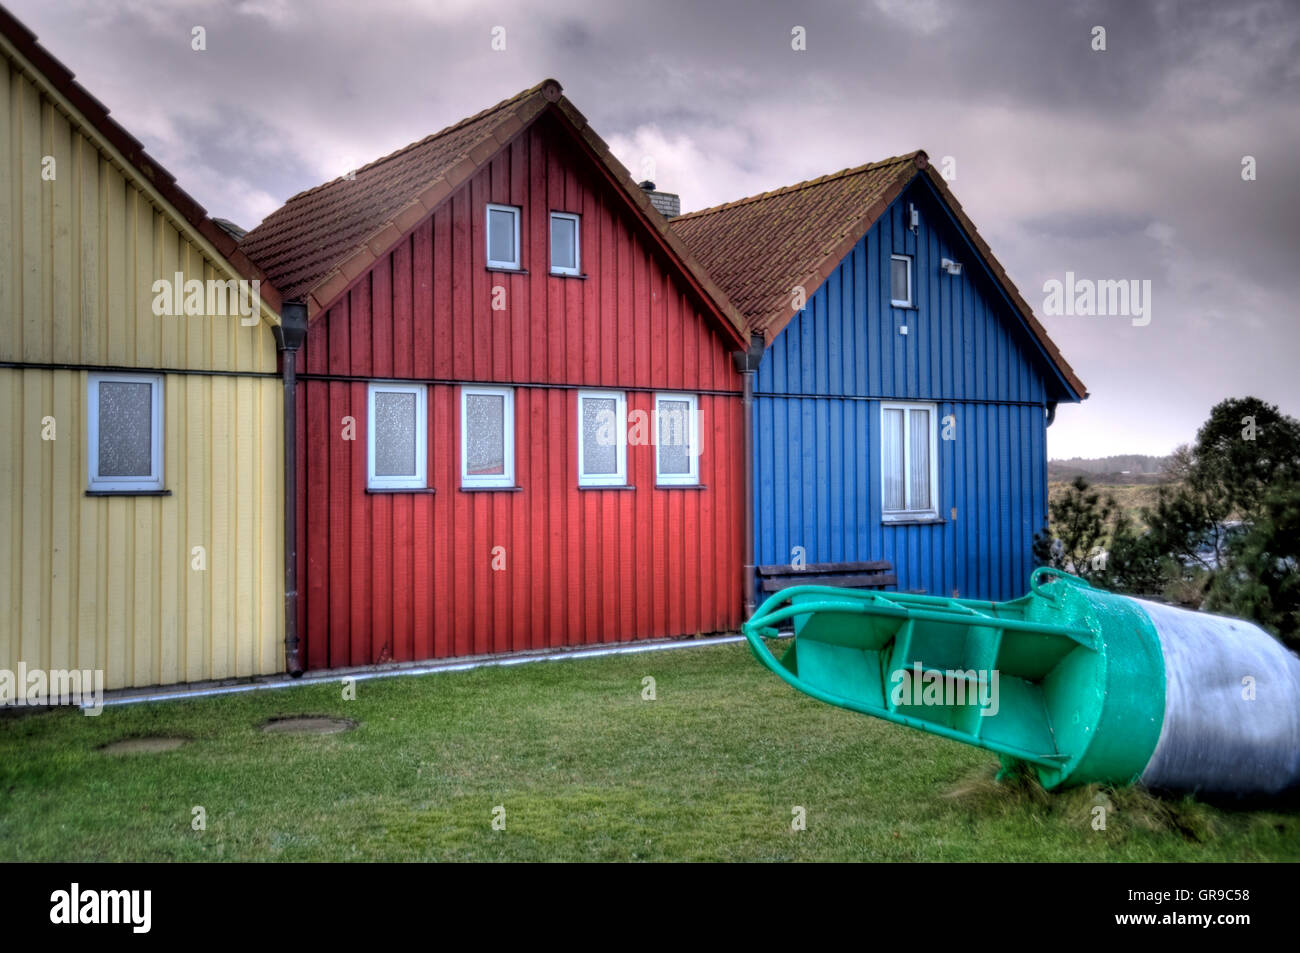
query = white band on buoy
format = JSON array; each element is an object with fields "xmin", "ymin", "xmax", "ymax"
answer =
[{"xmin": 1137, "ymin": 598, "xmax": 1300, "ymax": 796}]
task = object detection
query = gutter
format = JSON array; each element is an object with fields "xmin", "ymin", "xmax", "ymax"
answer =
[
  {"xmin": 733, "ymin": 335, "xmax": 765, "ymax": 617},
  {"xmin": 271, "ymin": 301, "xmax": 309, "ymax": 676}
]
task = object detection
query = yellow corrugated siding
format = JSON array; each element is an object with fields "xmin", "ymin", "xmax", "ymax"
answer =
[
  {"xmin": 1, "ymin": 368, "xmax": 284, "ymax": 691},
  {"xmin": 1, "ymin": 40, "xmax": 284, "ymax": 691},
  {"xmin": 0, "ymin": 51, "xmax": 276, "ymax": 372}
]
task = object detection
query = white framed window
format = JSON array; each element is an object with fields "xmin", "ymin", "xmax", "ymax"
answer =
[
  {"xmin": 890, "ymin": 254, "xmax": 913, "ymax": 307},
  {"xmin": 486, "ymin": 203, "xmax": 521, "ymax": 270},
  {"xmin": 461, "ymin": 386, "xmax": 515, "ymax": 488},
  {"xmin": 881, "ymin": 401, "xmax": 938, "ymax": 521},
  {"xmin": 87, "ymin": 373, "xmax": 164, "ymax": 492},
  {"xmin": 578, "ymin": 390, "xmax": 627, "ymax": 486},
  {"xmin": 654, "ymin": 393, "xmax": 699, "ymax": 486},
  {"xmin": 367, "ymin": 382, "xmax": 427, "ymax": 490},
  {"xmin": 550, "ymin": 212, "xmax": 580, "ymax": 275}
]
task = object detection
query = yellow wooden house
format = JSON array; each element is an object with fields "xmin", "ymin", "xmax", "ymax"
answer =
[{"xmin": 1, "ymin": 9, "xmax": 289, "ymax": 692}]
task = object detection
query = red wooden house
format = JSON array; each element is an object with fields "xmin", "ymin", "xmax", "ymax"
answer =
[{"xmin": 240, "ymin": 80, "xmax": 750, "ymax": 670}]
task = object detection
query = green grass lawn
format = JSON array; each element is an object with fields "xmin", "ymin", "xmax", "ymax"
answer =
[{"xmin": 2, "ymin": 641, "xmax": 1297, "ymax": 862}]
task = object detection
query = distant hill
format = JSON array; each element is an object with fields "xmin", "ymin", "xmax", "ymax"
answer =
[{"xmin": 1048, "ymin": 455, "xmax": 1172, "ymax": 484}]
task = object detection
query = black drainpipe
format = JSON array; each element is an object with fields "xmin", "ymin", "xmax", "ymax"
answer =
[
  {"xmin": 1045, "ymin": 401, "xmax": 1058, "ymax": 427},
  {"xmin": 733, "ymin": 334, "xmax": 765, "ymax": 618},
  {"xmin": 272, "ymin": 301, "xmax": 309, "ymax": 676}
]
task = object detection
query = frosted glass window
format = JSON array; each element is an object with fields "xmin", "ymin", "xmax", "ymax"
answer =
[
  {"xmin": 466, "ymin": 395, "xmax": 504, "ymax": 473},
  {"xmin": 98, "ymin": 382, "xmax": 153, "ymax": 476},
  {"xmin": 881, "ymin": 402, "xmax": 937, "ymax": 519},
  {"xmin": 882, "ymin": 408, "xmax": 905, "ymax": 511},
  {"xmin": 374, "ymin": 393, "xmax": 416, "ymax": 475},
  {"xmin": 368, "ymin": 383, "xmax": 426, "ymax": 489},
  {"xmin": 583, "ymin": 398, "xmax": 616, "ymax": 473},
  {"xmin": 578, "ymin": 391, "xmax": 626, "ymax": 486},
  {"xmin": 487, "ymin": 204, "xmax": 520, "ymax": 269},
  {"xmin": 891, "ymin": 254, "xmax": 912, "ymax": 307},
  {"xmin": 655, "ymin": 394, "xmax": 699, "ymax": 485},
  {"xmin": 461, "ymin": 387, "xmax": 514, "ymax": 487},
  {"xmin": 88, "ymin": 374, "xmax": 163, "ymax": 491},
  {"xmin": 550, "ymin": 212, "xmax": 580, "ymax": 275}
]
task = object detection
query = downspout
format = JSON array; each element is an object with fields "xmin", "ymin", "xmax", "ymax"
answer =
[
  {"xmin": 733, "ymin": 335, "xmax": 765, "ymax": 618},
  {"xmin": 272, "ymin": 301, "xmax": 309, "ymax": 677},
  {"xmin": 1042, "ymin": 401, "xmax": 1059, "ymax": 531}
]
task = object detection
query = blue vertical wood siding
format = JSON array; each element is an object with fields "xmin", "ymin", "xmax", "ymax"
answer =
[{"xmin": 753, "ymin": 180, "xmax": 1062, "ymax": 601}]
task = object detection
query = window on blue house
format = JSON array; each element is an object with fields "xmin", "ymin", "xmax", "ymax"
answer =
[
  {"xmin": 881, "ymin": 402, "xmax": 937, "ymax": 521},
  {"xmin": 890, "ymin": 254, "xmax": 913, "ymax": 307}
]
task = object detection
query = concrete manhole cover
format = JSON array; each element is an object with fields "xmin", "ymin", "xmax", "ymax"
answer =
[
  {"xmin": 261, "ymin": 716, "xmax": 356, "ymax": 735},
  {"xmin": 99, "ymin": 736, "xmax": 189, "ymax": 755}
]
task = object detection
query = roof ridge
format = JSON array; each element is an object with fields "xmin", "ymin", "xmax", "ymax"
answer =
[
  {"xmin": 671, "ymin": 150, "xmax": 925, "ymax": 223},
  {"xmin": 279, "ymin": 79, "xmax": 559, "ymax": 206}
]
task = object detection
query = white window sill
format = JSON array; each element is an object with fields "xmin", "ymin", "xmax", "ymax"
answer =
[{"xmin": 86, "ymin": 488, "xmax": 171, "ymax": 497}]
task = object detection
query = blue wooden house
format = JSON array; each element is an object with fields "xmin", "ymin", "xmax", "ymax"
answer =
[{"xmin": 670, "ymin": 152, "xmax": 1086, "ymax": 607}]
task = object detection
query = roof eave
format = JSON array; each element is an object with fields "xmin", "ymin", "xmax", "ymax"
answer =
[
  {"xmin": 916, "ymin": 166, "xmax": 1088, "ymax": 402},
  {"xmin": 548, "ymin": 98, "xmax": 749, "ymax": 349}
]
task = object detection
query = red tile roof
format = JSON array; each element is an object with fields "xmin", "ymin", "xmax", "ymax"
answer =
[
  {"xmin": 238, "ymin": 80, "xmax": 748, "ymax": 345},
  {"xmin": 0, "ymin": 3, "xmax": 282, "ymax": 314},
  {"xmin": 670, "ymin": 153, "xmax": 922, "ymax": 338},
  {"xmin": 241, "ymin": 80, "xmax": 554, "ymax": 306},
  {"xmin": 670, "ymin": 153, "xmax": 1086, "ymax": 399}
]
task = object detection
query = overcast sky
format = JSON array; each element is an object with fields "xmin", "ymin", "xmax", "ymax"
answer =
[{"xmin": 11, "ymin": 0, "xmax": 1298, "ymax": 459}]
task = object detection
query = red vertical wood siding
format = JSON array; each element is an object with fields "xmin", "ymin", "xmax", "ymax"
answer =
[{"xmin": 296, "ymin": 115, "xmax": 745, "ymax": 668}]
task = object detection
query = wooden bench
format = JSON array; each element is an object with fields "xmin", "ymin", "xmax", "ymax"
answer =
[{"xmin": 756, "ymin": 560, "xmax": 897, "ymax": 593}]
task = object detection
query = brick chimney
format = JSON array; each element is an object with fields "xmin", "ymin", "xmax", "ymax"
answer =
[{"xmin": 638, "ymin": 180, "xmax": 681, "ymax": 219}]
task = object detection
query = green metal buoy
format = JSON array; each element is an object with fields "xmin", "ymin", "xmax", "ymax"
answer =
[{"xmin": 742, "ymin": 568, "xmax": 1300, "ymax": 796}]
